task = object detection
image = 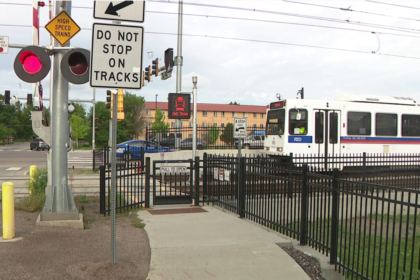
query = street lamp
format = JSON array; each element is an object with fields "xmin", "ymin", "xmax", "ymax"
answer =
[{"xmin": 155, "ymin": 94, "xmax": 158, "ymax": 110}]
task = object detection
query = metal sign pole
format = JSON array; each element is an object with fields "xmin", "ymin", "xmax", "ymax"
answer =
[{"xmin": 111, "ymin": 90, "xmax": 118, "ymax": 264}]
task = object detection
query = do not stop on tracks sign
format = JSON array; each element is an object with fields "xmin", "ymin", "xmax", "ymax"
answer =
[{"xmin": 90, "ymin": 23, "xmax": 144, "ymax": 89}]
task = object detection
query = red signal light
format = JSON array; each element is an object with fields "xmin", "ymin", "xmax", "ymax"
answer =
[
  {"xmin": 20, "ymin": 51, "xmax": 43, "ymax": 74},
  {"xmin": 38, "ymin": 1, "xmax": 45, "ymax": 7},
  {"xmin": 60, "ymin": 48, "xmax": 90, "ymax": 84}
]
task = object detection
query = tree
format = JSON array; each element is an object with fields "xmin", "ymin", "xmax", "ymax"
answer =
[
  {"xmin": 117, "ymin": 92, "xmax": 146, "ymax": 140},
  {"xmin": 208, "ymin": 125, "xmax": 220, "ymax": 145},
  {"xmin": 229, "ymin": 101, "xmax": 240, "ymax": 105},
  {"xmin": 220, "ymin": 123, "xmax": 235, "ymax": 146},
  {"xmin": 151, "ymin": 108, "xmax": 169, "ymax": 136},
  {"xmin": 70, "ymin": 115, "xmax": 89, "ymax": 147}
]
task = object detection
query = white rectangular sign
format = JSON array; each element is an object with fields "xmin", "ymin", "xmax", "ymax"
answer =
[
  {"xmin": 90, "ymin": 23, "xmax": 143, "ymax": 89},
  {"xmin": 94, "ymin": 1, "xmax": 145, "ymax": 23},
  {"xmin": 234, "ymin": 118, "xmax": 247, "ymax": 138},
  {"xmin": 0, "ymin": 36, "xmax": 9, "ymax": 54},
  {"xmin": 161, "ymin": 166, "xmax": 188, "ymax": 174}
]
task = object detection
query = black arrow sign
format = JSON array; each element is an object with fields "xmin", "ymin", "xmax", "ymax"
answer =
[{"xmin": 105, "ymin": 1, "xmax": 134, "ymax": 16}]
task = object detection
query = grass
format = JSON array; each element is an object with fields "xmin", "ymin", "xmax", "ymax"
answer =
[
  {"xmin": 286, "ymin": 215, "xmax": 420, "ymax": 280},
  {"xmin": 68, "ymin": 168, "xmax": 99, "ymax": 175},
  {"xmin": 15, "ymin": 194, "xmax": 46, "ymax": 212}
]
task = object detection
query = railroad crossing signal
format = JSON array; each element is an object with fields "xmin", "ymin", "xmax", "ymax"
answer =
[{"xmin": 14, "ymin": 46, "xmax": 90, "ymax": 84}]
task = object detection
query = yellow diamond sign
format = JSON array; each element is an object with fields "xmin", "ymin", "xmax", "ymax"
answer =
[{"xmin": 45, "ymin": 11, "xmax": 81, "ymax": 46}]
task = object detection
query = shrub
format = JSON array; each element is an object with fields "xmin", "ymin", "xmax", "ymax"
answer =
[{"xmin": 28, "ymin": 168, "xmax": 48, "ymax": 195}]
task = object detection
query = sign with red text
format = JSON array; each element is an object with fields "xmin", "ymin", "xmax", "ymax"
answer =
[{"xmin": 168, "ymin": 93, "xmax": 191, "ymax": 119}]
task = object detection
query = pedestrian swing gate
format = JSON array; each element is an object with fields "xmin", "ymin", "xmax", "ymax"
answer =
[{"xmin": 152, "ymin": 159, "xmax": 194, "ymax": 205}]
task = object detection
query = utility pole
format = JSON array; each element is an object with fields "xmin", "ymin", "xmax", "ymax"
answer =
[
  {"xmin": 175, "ymin": 0, "xmax": 183, "ymax": 151},
  {"xmin": 42, "ymin": 0, "xmax": 78, "ymax": 220}
]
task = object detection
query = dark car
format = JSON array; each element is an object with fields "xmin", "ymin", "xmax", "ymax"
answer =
[
  {"xmin": 180, "ymin": 138, "xmax": 205, "ymax": 150},
  {"xmin": 30, "ymin": 137, "xmax": 49, "ymax": 151},
  {"xmin": 116, "ymin": 140, "xmax": 173, "ymax": 160}
]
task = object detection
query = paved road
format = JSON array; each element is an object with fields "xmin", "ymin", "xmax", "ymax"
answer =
[{"xmin": 0, "ymin": 142, "xmax": 94, "ymax": 176}]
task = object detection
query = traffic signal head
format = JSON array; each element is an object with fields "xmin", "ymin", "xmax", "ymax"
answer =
[
  {"xmin": 14, "ymin": 46, "xmax": 51, "ymax": 83},
  {"xmin": 152, "ymin": 58, "xmax": 159, "ymax": 77},
  {"xmin": 4, "ymin": 90, "xmax": 10, "ymax": 105},
  {"xmin": 164, "ymin": 48, "xmax": 174, "ymax": 73},
  {"xmin": 95, "ymin": 117, "xmax": 99, "ymax": 132},
  {"xmin": 106, "ymin": 90, "xmax": 113, "ymax": 110},
  {"xmin": 144, "ymin": 66, "xmax": 151, "ymax": 82},
  {"xmin": 27, "ymin": 94, "xmax": 33, "ymax": 105},
  {"xmin": 61, "ymin": 48, "xmax": 90, "ymax": 84}
]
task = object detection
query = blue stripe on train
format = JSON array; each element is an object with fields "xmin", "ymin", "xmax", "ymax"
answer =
[{"xmin": 288, "ymin": 136, "xmax": 313, "ymax": 143}]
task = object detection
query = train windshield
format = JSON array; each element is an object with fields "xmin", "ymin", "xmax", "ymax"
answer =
[{"xmin": 266, "ymin": 109, "xmax": 285, "ymax": 135}]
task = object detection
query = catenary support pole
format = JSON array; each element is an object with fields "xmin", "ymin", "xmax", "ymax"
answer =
[{"xmin": 175, "ymin": 0, "xmax": 183, "ymax": 151}]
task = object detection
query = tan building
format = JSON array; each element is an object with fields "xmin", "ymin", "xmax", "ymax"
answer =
[
  {"xmin": 144, "ymin": 102, "xmax": 267, "ymax": 129},
  {"xmin": 146, "ymin": 102, "xmax": 267, "ymax": 128}
]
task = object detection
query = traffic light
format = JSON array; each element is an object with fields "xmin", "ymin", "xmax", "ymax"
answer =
[
  {"xmin": 14, "ymin": 46, "xmax": 51, "ymax": 83},
  {"xmin": 144, "ymin": 66, "xmax": 151, "ymax": 82},
  {"xmin": 94, "ymin": 117, "xmax": 99, "ymax": 133},
  {"xmin": 60, "ymin": 48, "xmax": 90, "ymax": 84},
  {"xmin": 152, "ymin": 58, "xmax": 159, "ymax": 77},
  {"xmin": 4, "ymin": 90, "xmax": 10, "ymax": 105},
  {"xmin": 106, "ymin": 90, "xmax": 113, "ymax": 110},
  {"xmin": 142, "ymin": 72, "xmax": 146, "ymax": 87},
  {"xmin": 27, "ymin": 94, "xmax": 33, "ymax": 105},
  {"xmin": 14, "ymin": 46, "xmax": 90, "ymax": 84},
  {"xmin": 164, "ymin": 48, "xmax": 174, "ymax": 72}
]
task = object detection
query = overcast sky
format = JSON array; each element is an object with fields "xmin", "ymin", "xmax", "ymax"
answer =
[{"xmin": 1, "ymin": 0, "xmax": 420, "ymax": 110}]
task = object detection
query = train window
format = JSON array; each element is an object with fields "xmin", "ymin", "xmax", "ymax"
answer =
[
  {"xmin": 289, "ymin": 109, "xmax": 308, "ymax": 135},
  {"xmin": 376, "ymin": 113, "xmax": 397, "ymax": 136},
  {"xmin": 266, "ymin": 109, "xmax": 285, "ymax": 135},
  {"xmin": 315, "ymin": 112, "xmax": 324, "ymax": 144},
  {"xmin": 402, "ymin": 114, "xmax": 420, "ymax": 136},
  {"xmin": 347, "ymin": 112, "xmax": 371, "ymax": 135},
  {"xmin": 329, "ymin": 112, "xmax": 338, "ymax": 144}
]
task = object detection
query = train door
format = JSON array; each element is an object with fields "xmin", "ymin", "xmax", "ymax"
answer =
[{"xmin": 314, "ymin": 110, "xmax": 341, "ymax": 157}]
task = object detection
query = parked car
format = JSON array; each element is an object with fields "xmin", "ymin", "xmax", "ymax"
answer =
[
  {"xmin": 180, "ymin": 138, "xmax": 205, "ymax": 150},
  {"xmin": 116, "ymin": 140, "xmax": 173, "ymax": 160},
  {"xmin": 234, "ymin": 133, "xmax": 265, "ymax": 149},
  {"xmin": 30, "ymin": 137, "xmax": 49, "ymax": 151}
]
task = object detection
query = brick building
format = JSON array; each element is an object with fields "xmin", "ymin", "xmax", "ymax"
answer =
[{"xmin": 144, "ymin": 102, "xmax": 267, "ymax": 129}]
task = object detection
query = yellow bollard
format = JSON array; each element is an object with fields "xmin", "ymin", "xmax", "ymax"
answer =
[
  {"xmin": 29, "ymin": 165, "xmax": 37, "ymax": 195},
  {"xmin": 2, "ymin": 182, "xmax": 15, "ymax": 240}
]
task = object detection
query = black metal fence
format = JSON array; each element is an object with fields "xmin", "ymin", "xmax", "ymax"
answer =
[
  {"xmin": 99, "ymin": 155, "xmax": 149, "ymax": 215},
  {"xmin": 145, "ymin": 126, "xmax": 265, "ymax": 150},
  {"xmin": 202, "ymin": 152, "xmax": 420, "ymax": 279}
]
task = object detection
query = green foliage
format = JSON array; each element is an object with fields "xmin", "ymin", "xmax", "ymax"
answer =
[
  {"xmin": 130, "ymin": 211, "xmax": 146, "ymax": 228},
  {"xmin": 27, "ymin": 168, "xmax": 48, "ymax": 196},
  {"xmin": 151, "ymin": 108, "xmax": 169, "ymax": 134},
  {"xmin": 74, "ymin": 194, "xmax": 91, "ymax": 204},
  {"xmin": 70, "ymin": 114, "xmax": 89, "ymax": 147},
  {"xmin": 220, "ymin": 123, "xmax": 235, "ymax": 145},
  {"xmin": 0, "ymin": 99, "xmax": 34, "ymax": 141},
  {"xmin": 208, "ymin": 125, "xmax": 220, "ymax": 144},
  {"xmin": 229, "ymin": 101, "xmax": 240, "ymax": 105}
]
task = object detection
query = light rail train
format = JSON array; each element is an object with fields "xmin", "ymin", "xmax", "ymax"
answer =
[{"xmin": 264, "ymin": 93, "xmax": 420, "ymax": 157}]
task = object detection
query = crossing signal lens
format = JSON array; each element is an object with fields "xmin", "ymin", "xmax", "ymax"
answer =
[
  {"xmin": 61, "ymin": 48, "xmax": 90, "ymax": 84},
  {"xmin": 20, "ymin": 51, "xmax": 42, "ymax": 74},
  {"xmin": 14, "ymin": 46, "xmax": 51, "ymax": 83}
]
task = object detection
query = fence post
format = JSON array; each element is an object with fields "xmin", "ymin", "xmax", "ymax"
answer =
[
  {"xmin": 145, "ymin": 157, "xmax": 150, "ymax": 208},
  {"xmin": 362, "ymin": 152, "xmax": 366, "ymax": 194},
  {"xmin": 92, "ymin": 149, "xmax": 96, "ymax": 171},
  {"xmin": 288, "ymin": 153, "xmax": 294, "ymax": 199},
  {"xmin": 194, "ymin": 156, "xmax": 200, "ymax": 206},
  {"xmin": 99, "ymin": 165, "xmax": 105, "ymax": 215},
  {"xmin": 300, "ymin": 164, "xmax": 308, "ymax": 246},
  {"xmin": 239, "ymin": 157, "xmax": 246, "ymax": 218},
  {"xmin": 330, "ymin": 168, "xmax": 339, "ymax": 265},
  {"xmin": 203, "ymin": 153, "xmax": 208, "ymax": 202}
]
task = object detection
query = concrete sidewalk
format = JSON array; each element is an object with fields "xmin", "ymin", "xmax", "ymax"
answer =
[{"xmin": 138, "ymin": 205, "xmax": 310, "ymax": 280}]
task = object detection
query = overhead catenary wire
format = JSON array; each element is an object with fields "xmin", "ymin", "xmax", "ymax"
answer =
[
  {"xmin": 284, "ymin": 0, "xmax": 420, "ymax": 22},
  {"xmin": 366, "ymin": 0, "xmax": 420, "ymax": 11}
]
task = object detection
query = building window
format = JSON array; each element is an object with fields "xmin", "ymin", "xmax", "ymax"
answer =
[
  {"xmin": 214, "ymin": 111, "xmax": 218, "ymax": 116},
  {"xmin": 146, "ymin": 109, "xmax": 151, "ymax": 115},
  {"xmin": 203, "ymin": 122, "xmax": 208, "ymax": 127},
  {"xmin": 171, "ymin": 122, "xmax": 175, "ymax": 127},
  {"xmin": 254, "ymin": 113, "xmax": 257, "ymax": 118},
  {"xmin": 232, "ymin": 112, "xmax": 237, "ymax": 117},
  {"xmin": 214, "ymin": 123, "xmax": 217, "ymax": 126},
  {"xmin": 221, "ymin": 111, "xmax": 225, "ymax": 117},
  {"xmin": 260, "ymin": 113, "xmax": 264, "ymax": 118},
  {"xmin": 253, "ymin": 124, "xmax": 257, "ymax": 128},
  {"xmin": 244, "ymin": 112, "xmax": 248, "ymax": 117},
  {"xmin": 221, "ymin": 123, "xmax": 225, "ymax": 128},
  {"xmin": 162, "ymin": 110, "xmax": 165, "ymax": 115},
  {"xmin": 260, "ymin": 124, "xmax": 264, "ymax": 128},
  {"xmin": 203, "ymin": 111, "xmax": 208, "ymax": 116},
  {"xmin": 189, "ymin": 122, "xmax": 193, "ymax": 127}
]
